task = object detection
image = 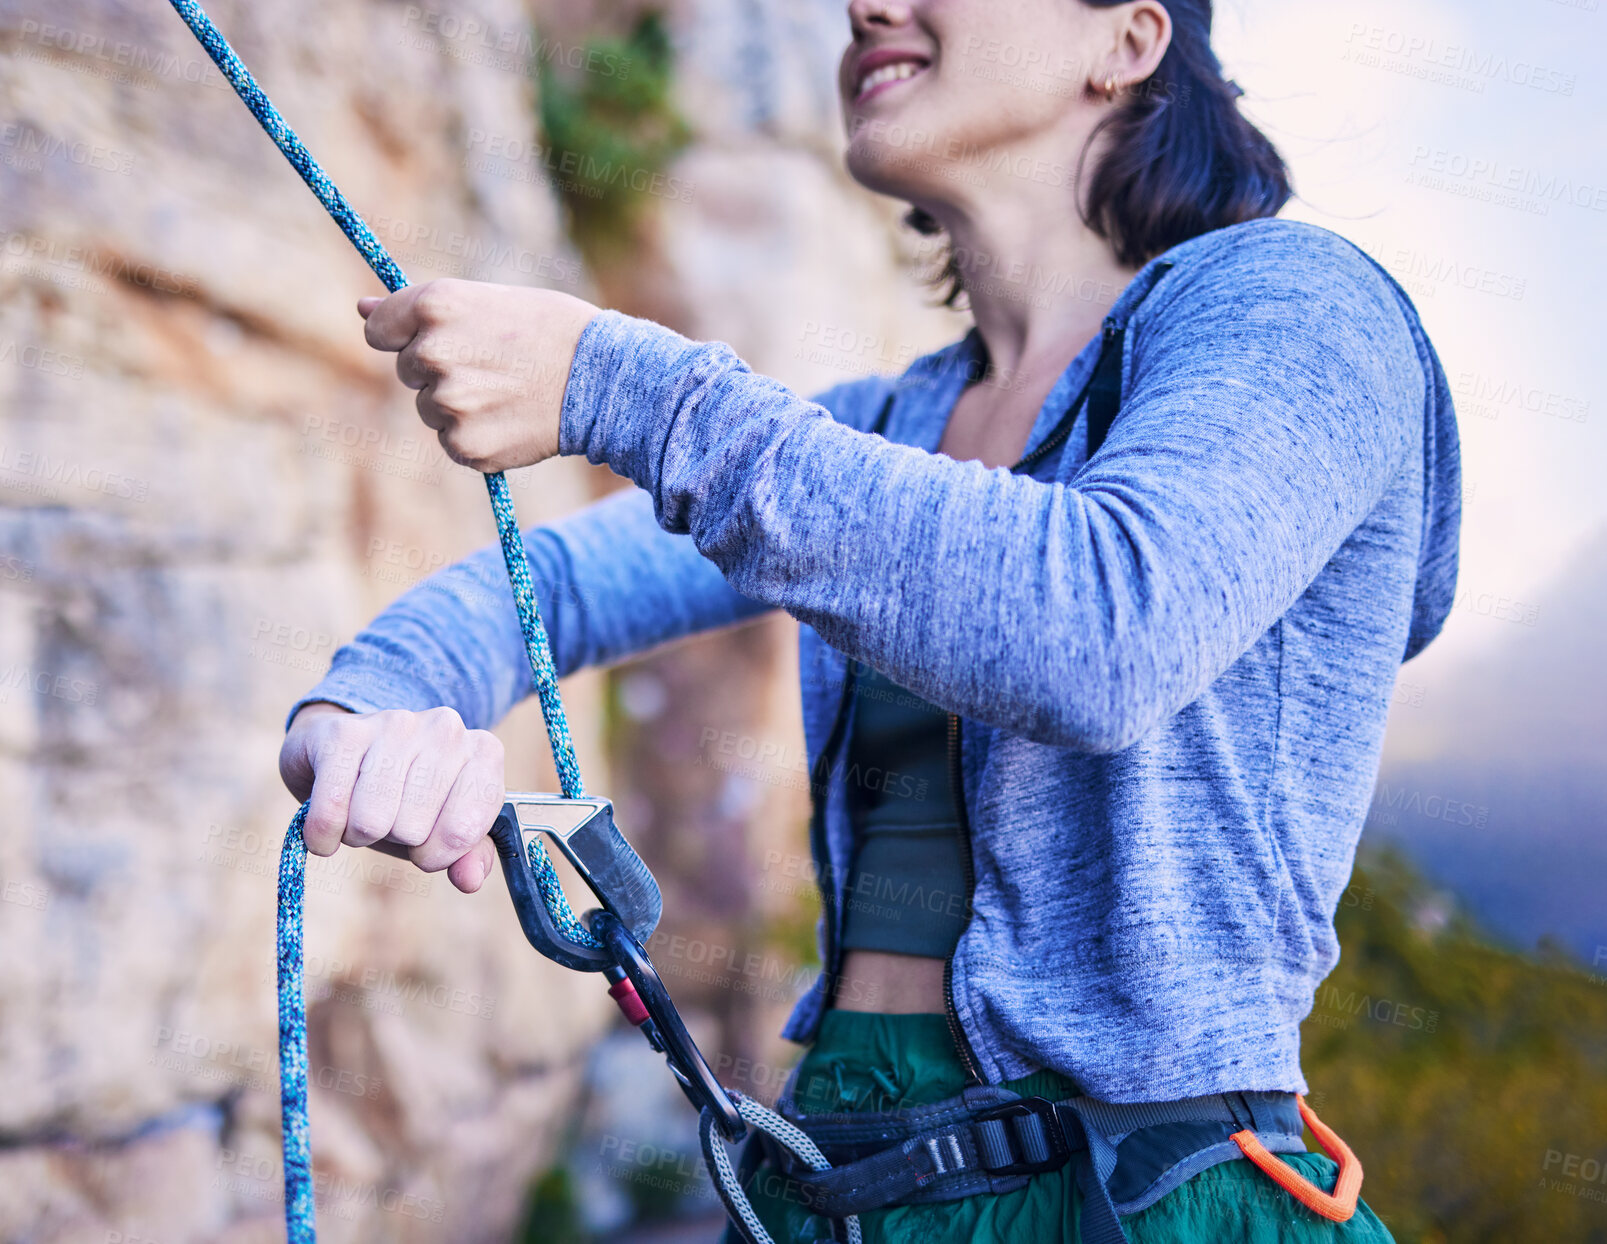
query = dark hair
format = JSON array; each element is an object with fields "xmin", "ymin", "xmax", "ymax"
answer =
[{"xmin": 910, "ymin": 0, "xmax": 1291, "ymax": 304}]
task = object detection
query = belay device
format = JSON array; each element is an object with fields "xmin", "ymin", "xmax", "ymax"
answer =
[{"xmin": 158, "ymin": 2, "xmax": 858, "ymax": 1240}]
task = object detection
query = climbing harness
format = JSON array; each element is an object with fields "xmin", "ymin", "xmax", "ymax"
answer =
[
  {"xmin": 745, "ymin": 1081, "xmax": 1361, "ymax": 1244},
  {"xmin": 163, "ymin": 4, "xmax": 1365, "ymax": 1240}
]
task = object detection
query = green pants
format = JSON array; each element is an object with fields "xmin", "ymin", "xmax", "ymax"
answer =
[{"xmin": 735, "ymin": 1011, "xmax": 1396, "ymax": 1244}]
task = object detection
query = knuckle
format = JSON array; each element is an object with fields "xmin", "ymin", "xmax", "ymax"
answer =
[
  {"xmin": 344, "ymin": 809, "xmax": 388, "ymax": 843},
  {"xmin": 434, "ymin": 819, "xmax": 481, "ymax": 857},
  {"xmin": 386, "ymin": 814, "xmax": 432, "ymax": 847},
  {"xmin": 312, "ymin": 713, "xmax": 361, "ymax": 755},
  {"xmin": 303, "ymin": 808, "xmax": 345, "ymax": 848},
  {"xmin": 411, "ymin": 335, "xmax": 447, "ymax": 375},
  {"xmin": 413, "ymin": 281, "xmax": 455, "ymax": 324},
  {"xmin": 439, "ymin": 430, "xmax": 480, "ymax": 469},
  {"xmin": 374, "ymin": 709, "xmax": 421, "ymax": 739},
  {"xmin": 426, "ymin": 705, "xmax": 465, "ymax": 734}
]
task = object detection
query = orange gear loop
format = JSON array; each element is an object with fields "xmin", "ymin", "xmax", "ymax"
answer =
[{"xmin": 1229, "ymin": 1094, "xmax": 1363, "ymax": 1223}]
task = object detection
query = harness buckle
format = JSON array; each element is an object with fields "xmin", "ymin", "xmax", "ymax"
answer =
[{"xmin": 972, "ymin": 1096, "xmax": 1076, "ymax": 1176}]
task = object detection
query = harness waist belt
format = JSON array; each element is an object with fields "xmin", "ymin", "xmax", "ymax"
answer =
[{"xmin": 759, "ymin": 1088, "xmax": 1313, "ymax": 1244}]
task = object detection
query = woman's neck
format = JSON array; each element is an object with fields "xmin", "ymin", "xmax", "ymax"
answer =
[{"xmin": 938, "ymin": 196, "xmax": 1138, "ymax": 389}]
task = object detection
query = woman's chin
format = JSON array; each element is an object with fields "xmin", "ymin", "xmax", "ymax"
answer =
[{"xmin": 844, "ymin": 141, "xmax": 942, "ymax": 208}]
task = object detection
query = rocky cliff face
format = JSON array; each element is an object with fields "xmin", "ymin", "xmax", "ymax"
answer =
[{"xmin": 0, "ymin": 0, "xmax": 962, "ymax": 1239}]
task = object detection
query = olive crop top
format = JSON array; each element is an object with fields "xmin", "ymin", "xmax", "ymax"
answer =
[{"xmin": 839, "ymin": 661, "xmax": 970, "ymax": 958}]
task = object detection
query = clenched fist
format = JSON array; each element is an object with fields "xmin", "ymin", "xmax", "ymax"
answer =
[
  {"xmin": 358, "ymin": 279, "xmax": 599, "ymax": 474},
  {"xmin": 279, "ymin": 702, "xmax": 506, "ymax": 894}
]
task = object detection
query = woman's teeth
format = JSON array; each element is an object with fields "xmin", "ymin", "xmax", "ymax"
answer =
[{"xmin": 858, "ymin": 61, "xmax": 924, "ymax": 98}]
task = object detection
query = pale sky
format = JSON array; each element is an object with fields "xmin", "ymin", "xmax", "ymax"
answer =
[{"xmin": 1212, "ymin": 0, "xmax": 1606, "ymax": 688}]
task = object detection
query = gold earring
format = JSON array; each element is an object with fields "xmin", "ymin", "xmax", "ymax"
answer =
[{"xmin": 1105, "ymin": 74, "xmax": 1118, "ymax": 99}]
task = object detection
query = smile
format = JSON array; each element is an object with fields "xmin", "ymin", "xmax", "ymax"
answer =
[{"xmin": 855, "ymin": 58, "xmax": 929, "ymax": 104}]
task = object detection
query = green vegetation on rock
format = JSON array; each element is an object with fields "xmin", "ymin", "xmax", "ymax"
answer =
[{"xmin": 536, "ymin": 12, "xmax": 691, "ymax": 265}]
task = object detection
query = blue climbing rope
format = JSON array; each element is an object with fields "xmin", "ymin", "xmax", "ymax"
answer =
[{"xmin": 163, "ymin": 1, "xmax": 600, "ymax": 1235}]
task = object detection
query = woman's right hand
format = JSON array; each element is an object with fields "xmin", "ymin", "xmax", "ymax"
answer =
[{"xmin": 278, "ymin": 702, "xmax": 506, "ymax": 894}]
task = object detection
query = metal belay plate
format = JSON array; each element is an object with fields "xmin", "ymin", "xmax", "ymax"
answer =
[{"xmin": 490, "ymin": 792, "xmax": 662, "ymax": 971}]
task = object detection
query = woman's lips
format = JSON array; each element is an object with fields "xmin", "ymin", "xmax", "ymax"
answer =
[{"xmin": 853, "ymin": 57, "xmax": 930, "ymax": 105}]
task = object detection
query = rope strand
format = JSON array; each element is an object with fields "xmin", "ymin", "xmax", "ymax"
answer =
[{"xmin": 163, "ymin": 3, "xmax": 600, "ymax": 1236}]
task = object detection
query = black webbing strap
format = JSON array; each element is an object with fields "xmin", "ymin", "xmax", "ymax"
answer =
[{"xmin": 768, "ymin": 1088, "xmax": 1306, "ymax": 1244}]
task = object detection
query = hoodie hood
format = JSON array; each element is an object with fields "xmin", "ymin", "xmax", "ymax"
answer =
[{"xmin": 1378, "ymin": 267, "xmax": 1463, "ymax": 662}]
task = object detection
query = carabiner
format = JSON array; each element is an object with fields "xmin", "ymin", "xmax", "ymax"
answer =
[
  {"xmin": 593, "ymin": 908, "xmax": 747, "ymax": 1142},
  {"xmin": 489, "ymin": 793, "xmax": 663, "ymax": 972}
]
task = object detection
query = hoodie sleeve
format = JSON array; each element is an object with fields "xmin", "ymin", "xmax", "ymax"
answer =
[
  {"xmin": 559, "ymin": 221, "xmax": 1427, "ymax": 753},
  {"xmin": 286, "ymin": 375, "xmax": 900, "ymax": 731}
]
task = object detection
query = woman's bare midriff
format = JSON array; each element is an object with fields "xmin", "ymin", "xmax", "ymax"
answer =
[{"xmin": 835, "ymin": 949, "xmax": 950, "ymax": 1014}]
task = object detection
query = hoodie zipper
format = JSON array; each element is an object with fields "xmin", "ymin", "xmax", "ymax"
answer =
[
  {"xmin": 940, "ymin": 324, "xmax": 1118, "ymax": 1085},
  {"xmin": 1012, "ymin": 318, "xmax": 1116, "ymax": 476},
  {"xmin": 943, "ymin": 711, "xmax": 985, "ymax": 1083},
  {"xmin": 811, "ymin": 661, "xmax": 858, "ymax": 1012}
]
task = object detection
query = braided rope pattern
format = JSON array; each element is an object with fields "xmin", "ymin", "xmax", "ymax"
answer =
[
  {"xmin": 700, "ymin": 1095, "xmax": 864, "ymax": 1244},
  {"xmin": 162, "ymin": 3, "xmax": 601, "ymax": 1237},
  {"xmin": 486, "ymin": 472, "xmax": 600, "ymax": 950},
  {"xmin": 276, "ymin": 806, "xmax": 316, "ymax": 1237},
  {"xmin": 166, "ymin": 0, "xmax": 408, "ymax": 294}
]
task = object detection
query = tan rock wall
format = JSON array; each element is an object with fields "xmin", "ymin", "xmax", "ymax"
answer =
[
  {"xmin": 0, "ymin": 0, "xmax": 965, "ymax": 1239},
  {"xmin": 0, "ymin": 2, "xmax": 606, "ymax": 1240}
]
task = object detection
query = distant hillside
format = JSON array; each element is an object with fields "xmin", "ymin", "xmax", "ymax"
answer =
[
  {"xmin": 1368, "ymin": 526, "xmax": 1607, "ymax": 960},
  {"xmin": 1303, "ymin": 850, "xmax": 1607, "ymax": 1244}
]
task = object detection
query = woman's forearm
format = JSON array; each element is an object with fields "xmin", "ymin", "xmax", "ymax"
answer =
[{"xmin": 288, "ymin": 487, "xmax": 770, "ymax": 732}]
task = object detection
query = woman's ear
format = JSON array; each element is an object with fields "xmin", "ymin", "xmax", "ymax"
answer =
[{"xmin": 1110, "ymin": 1, "xmax": 1172, "ymax": 88}]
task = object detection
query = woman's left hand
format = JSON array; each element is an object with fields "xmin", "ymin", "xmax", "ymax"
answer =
[{"xmin": 358, "ymin": 279, "xmax": 600, "ymax": 474}]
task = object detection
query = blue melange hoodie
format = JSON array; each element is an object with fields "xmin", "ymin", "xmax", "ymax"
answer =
[{"xmin": 292, "ymin": 218, "xmax": 1461, "ymax": 1102}]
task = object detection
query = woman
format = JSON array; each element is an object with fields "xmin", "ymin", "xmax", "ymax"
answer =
[{"xmin": 280, "ymin": 0, "xmax": 1460, "ymax": 1239}]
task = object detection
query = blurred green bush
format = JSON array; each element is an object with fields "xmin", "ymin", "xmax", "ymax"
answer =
[
  {"xmin": 1303, "ymin": 850, "xmax": 1607, "ymax": 1242},
  {"xmin": 537, "ymin": 11, "xmax": 691, "ymax": 266}
]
